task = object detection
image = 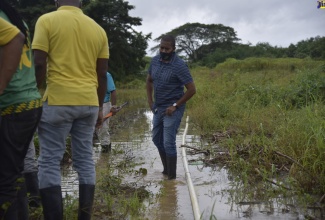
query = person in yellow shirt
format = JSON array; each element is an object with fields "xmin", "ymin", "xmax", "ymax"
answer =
[
  {"xmin": 0, "ymin": 1, "xmax": 42, "ymax": 219},
  {"xmin": 32, "ymin": 0, "xmax": 109, "ymax": 219}
]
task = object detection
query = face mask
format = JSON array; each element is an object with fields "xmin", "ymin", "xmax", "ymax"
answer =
[{"xmin": 160, "ymin": 51, "xmax": 174, "ymax": 61}]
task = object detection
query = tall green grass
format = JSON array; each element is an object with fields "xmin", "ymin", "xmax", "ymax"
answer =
[{"xmin": 187, "ymin": 58, "xmax": 325, "ymax": 195}]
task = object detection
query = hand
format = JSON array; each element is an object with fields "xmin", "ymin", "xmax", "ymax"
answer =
[
  {"xmin": 110, "ymin": 105, "xmax": 119, "ymax": 116},
  {"xmin": 165, "ymin": 105, "xmax": 177, "ymax": 116}
]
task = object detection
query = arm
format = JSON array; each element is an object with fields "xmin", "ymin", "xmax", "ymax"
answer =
[
  {"xmin": 33, "ymin": 49, "xmax": 48, "ymax": 89},
  {"xmin": 0, "ymin": 32, "xmax": 25, "ymax": 95},
  {"xmin": 146, "ymin": 74, "xmax": 154, "ymax": 110},
  {"xmin": 110, "ymin": 90, "xmax": 116, "ymax": 106},
  {"xmin": 166, "ymin": 81, "xmax": 196, "ymax": 116},
  {"xmin": 109, "ymin": 90, "xmax": 118, "ymax": 116},
  {"xmin": 175, "ymin": 81, "xmax": 196, "ymax": 107},
  {"xmin": 96, "ymin": 58, "xmax": 108, "ymax": 128}
]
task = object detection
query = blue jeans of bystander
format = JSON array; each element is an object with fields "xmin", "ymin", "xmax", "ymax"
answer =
[{"xmin": 37, "ymin": 102, "xmax": 98, "ymax": 189}]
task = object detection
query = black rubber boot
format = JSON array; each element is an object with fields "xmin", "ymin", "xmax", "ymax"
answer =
[
  {"xmin": 40, "ymin": 186, "xmax": 63, "ymax": 220},
  {"xmin": 101, "ymin": 143, "xmax": 111, "ymax": 153},
  {"xmin": 23, "ymin": 171, "xmax": 40, "ymax": 207},
  {"xmin": 166, "ymin": 156, "xmax": 177, "ymax": 180},
  {"xmin": 78, "ymin": 184, "xmax": 95, "ymax": 220},
  {"xmin": 158, "ymin": 150, "xmax": 167, "ymax": 175}
]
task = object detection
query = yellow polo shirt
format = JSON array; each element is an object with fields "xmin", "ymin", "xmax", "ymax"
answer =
[
  {"xmin": 0, "ymin": 17, "xmax": 20, "ymax": 45},
  {"xmin": 32, "ymin": 6, "xmax": 109, "ymax": 106}
]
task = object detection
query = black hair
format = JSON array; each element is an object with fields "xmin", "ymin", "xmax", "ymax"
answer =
[
  {"xmin": 161, "ymin": 35, "xmax": 176, "ymax": 48},
  {"xmin": 0, "ymin": 0, "xmax": 28, "ymax": 45}
]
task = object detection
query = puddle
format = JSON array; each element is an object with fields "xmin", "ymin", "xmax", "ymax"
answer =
[{"xmin": 60, "ymin": 109, "xmax": 323, "ymax": 220}]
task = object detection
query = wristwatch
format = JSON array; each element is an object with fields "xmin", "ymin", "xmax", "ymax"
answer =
[{"xmin": 173, "ymin": 103, "xmax": 178, "ymax": 109}]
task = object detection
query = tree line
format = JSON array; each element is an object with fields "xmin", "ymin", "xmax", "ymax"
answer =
[
  {"xmin": 153, "ymin": 22, "xmax": 325, "ymax": 68},
  {"xmin": 12, "ymin": 0, "xmax": 325, "ymax": 79}
]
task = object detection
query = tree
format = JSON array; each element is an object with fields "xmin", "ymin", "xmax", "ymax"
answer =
[
  {"xmin": 14, "ymin": 0, "xmax": 151, "ymax": 81},
  {"xmin": 152, "ymin": 22, "xmax": 240, "ymax": 62},
  {"xmin": 83, "ymin": 0, "xmax": 151, "ymax": 80},
  {"xmin": 14, "ymin": 0, "xmax": 56, "ymax": 40}
]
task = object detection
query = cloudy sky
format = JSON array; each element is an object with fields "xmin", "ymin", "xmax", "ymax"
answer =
[{"xmin": 126, "ymin": 0, "xmax": 325, "ymax": 55}]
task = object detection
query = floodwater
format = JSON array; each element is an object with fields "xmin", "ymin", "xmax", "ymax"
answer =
[{"xmin": 61, "ymin": 108, "xmax": 323, "ymax": 220}]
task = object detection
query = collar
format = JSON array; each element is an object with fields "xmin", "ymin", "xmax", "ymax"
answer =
[{"xmin": 57, "ymin": 6, "xmax": 83, "ymax": 13}]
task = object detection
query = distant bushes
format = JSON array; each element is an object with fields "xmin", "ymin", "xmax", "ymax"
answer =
[
  {"xmin": 195, "ymin": 36, "xmax": 325, "ymax": 68},
  {"xmin": 215, "ymin": 57, "xmax": 323, "ymax": 72}
]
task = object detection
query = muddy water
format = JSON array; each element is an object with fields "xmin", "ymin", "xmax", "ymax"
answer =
[{"xmin": 61, "ymin": 109, "xmax": 321, "ymax": 220}]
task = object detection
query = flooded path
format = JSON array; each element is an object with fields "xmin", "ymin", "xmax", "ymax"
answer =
[{"xmin": 61, "ymin": 108, "xmax": 322, "ymax": 220}]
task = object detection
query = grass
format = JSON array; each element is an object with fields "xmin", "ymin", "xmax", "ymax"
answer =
[{"xmin": 187, "ymin": 57, "xmax": 325, "ymax": 203}]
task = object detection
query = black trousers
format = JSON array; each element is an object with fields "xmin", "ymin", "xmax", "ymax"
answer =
[{"xmin": 0, "ymin": 107, "xmax": 42, "ymax": 218}]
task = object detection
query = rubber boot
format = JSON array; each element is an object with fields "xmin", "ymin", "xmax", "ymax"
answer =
[
  {"xmin": 40, "ymin": 186, "xmax": 63, "ymax": 220},
  {"xmin": 166, "ymin": 156, "xmax": 177, "ymax": 180},
  {"xmin": 23, "ymin": 171, "xmax": 40, "ymax": 207},
  {"xmin": 158, "ymin": 150, "xmax": 167, "ymax": 175},
  {"xmin": 78, "ymin": 184, "xmax": 95, "ymax": 220},
  {"xmin": 101, "ymin": 143, "xmax": 111, "ymax": 153}
]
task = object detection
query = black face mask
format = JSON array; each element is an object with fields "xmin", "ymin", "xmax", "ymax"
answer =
[{"xmin": 160, "ymin": 51, "xmax": 174, "ymax": 61}]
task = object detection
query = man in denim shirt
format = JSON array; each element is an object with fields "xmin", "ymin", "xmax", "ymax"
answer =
[{"xmin": 146, "ymin": 35, "xmax": 196, "ymax": 180}]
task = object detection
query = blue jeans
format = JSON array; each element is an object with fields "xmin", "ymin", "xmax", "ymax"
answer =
[
  {"xmin": 37, "ymin": 102, "xmax": 98, "ymax": 189},
  {"xmin": 152, "ymin": 106, "xmax": 185, "ymax": 157}
]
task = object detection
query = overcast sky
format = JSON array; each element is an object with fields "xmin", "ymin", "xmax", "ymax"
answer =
[{"xmin": 126, "ymin": 0, "xmax": 325, "ymax": 56}]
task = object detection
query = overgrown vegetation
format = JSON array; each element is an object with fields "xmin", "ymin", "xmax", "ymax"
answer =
[
  {"xmin": 187, "ymin": 58, "xmax": 325, "ymax": 201},
  {"xmin": 92, "ymin": 148, "xmax": 150, "ymax": 219}
]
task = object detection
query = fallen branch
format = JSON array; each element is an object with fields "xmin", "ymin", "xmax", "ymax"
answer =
[
  {"xmin": 180, "ymin": 144, "xmax": 210, "ymax": 156},
  {"xmin": 274, "ymin": 151, "xmax": 304, "ymax": 170},
  {"xmin": 255, "ymin": 168, "xmax": 292, "ymax": 190},
  {"xmin": 274, "ymin": 150, "xmax": 316, "ymax": 181}
]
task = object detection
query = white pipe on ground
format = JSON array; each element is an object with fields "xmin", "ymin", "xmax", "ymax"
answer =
[{"xmin": 181, "ymin": 116, "xmax": 201, "ymax": 220}]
